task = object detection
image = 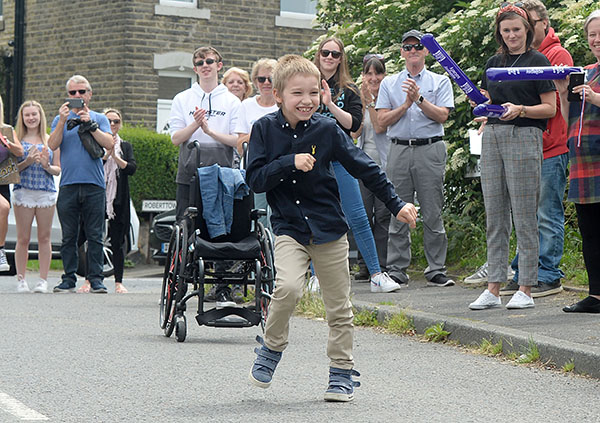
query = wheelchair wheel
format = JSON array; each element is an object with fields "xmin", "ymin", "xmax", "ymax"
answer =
[
  {"xmin": 175, "ymin": 315, "xmax": 187, "ymax": 343},
  {"xmin": 160, "ymin": 221, "xmax": 188, "ymax": 337},
  {"xmin": 257, "ymin": 223, "xmax": 275, "ymax": 331}
]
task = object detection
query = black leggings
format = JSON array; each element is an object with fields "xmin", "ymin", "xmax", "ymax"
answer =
[
  {"xmin": 108, "ymin": 219, "xmax": 126, "ymax": 283},
  {"xmin": 575, "ymin": 203, "xmax": 600, "ymax": 295}
]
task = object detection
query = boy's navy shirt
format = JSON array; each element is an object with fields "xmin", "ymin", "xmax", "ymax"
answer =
[{"xmin": 247, "ymin": 109, "xmax": 405, "ymax": 245}]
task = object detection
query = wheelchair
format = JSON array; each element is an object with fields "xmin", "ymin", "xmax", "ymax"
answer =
[{"xmin": 159, "ymin": 171, "xmax": 275, "ymax": 342}]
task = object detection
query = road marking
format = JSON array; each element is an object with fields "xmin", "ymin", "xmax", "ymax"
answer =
[{"xmin": 0, "ymin": 392, "xmax": 49, "ymax": 421}]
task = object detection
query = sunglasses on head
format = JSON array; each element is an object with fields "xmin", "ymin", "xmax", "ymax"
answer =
[
  {"xmin": 68, "ymin": 89, "xmax": 88, "ymax": 95},
  {"xmin": 363, "ymin": 53, "xmax": 385, "ymax": 64},
  {"xmin": 500, "ymin": 1, "xmax": 524, "ymax": 7},
  {"xmin": 194, "ymin": 58, "xmax": 217, "ymax": 67},
  {"xmin": 320, "ymin": 49, "xmax": 342, "ymax": 59},
  {"xmin": 256, "ymin": 76, "xmax": 272, "ymax": 83},
  {"xmin": 108, "ymin": 119, "xmax": 121, "ymax": 125},
  {"xmin": 498, "ymin": 2, "xmax": 527, "ymax": 19},
  {"xmin": 402, "ymin": 44, "xmax": 424, "ymax": 52}
]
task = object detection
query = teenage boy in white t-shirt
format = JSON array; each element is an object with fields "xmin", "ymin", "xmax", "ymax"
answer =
[
  {"xmin": 169, "ymin": 46, "xmax": 240, "ymax": 307},
  {"xmin": 169, "ymin": 46, "xmax": 240, "ymax": 221}
]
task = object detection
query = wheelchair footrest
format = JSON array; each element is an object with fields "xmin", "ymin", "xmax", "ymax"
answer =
[{"xmin": 196, "ymin": 307, "xmax": 261, "ymax": 327}]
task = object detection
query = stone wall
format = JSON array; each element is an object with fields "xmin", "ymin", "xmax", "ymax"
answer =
[{"xmin": 0, "ymin": 0, "xmax": 323, "ymax": 127}]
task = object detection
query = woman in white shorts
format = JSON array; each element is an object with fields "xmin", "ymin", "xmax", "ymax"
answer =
[{"xmin": 14, "ymin": 100, "xmax": 61, "ymax": 293}]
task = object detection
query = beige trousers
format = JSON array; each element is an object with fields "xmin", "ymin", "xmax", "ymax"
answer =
[{"xmin": 264, "ymin": 234, "xmax": 354, "ymax": 369}]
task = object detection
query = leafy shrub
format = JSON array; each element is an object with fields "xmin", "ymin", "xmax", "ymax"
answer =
[
  {"xmin": 119, "ymin": 125, "xmax": 178, "ymax": 212},
  {"xmin": 313, "ymin": 0, "xmax": 594, "ymax": 279}
]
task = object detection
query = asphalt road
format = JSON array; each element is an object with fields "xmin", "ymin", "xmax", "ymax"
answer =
[{"xmin": 1, "ymin": 274, "xmax": 599, "ymax": 422}]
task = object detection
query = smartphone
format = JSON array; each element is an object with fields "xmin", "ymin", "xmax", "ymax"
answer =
[
  {"xmin": 66, "ymin": 98, "xmax": 85, "ymax": 109},
  {"xmin": 567, "ymin": 72, "xmax": 585, "ymax": 102}
]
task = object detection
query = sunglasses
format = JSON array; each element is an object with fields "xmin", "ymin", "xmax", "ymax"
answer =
[
  {"xmin": 500, "ymin": 1, "xmax": 524, "ymax": 7},
  {"xmin": 498, "ymin": 2, "xmax": 527, "ymax": 18},
  {"xmin": 256, "ymin": 76, "xmax": 272, "ymax": 83},
  {"xmin": 108, "ymin": 119, "xmax": 121, "ymax": 125},
  {"xmin": 68, "ymin": 89, "xmax": 88, "ymax": 95},
  {"xmin": 402, "ymin": 44, "xmax": 425, "ymax": 51},
  {"xmin": 320, "ymin": 49, "xmax": 342, "ymax": 59},
  {"xmin": 194, "ymin": 58, "xmax": 217, "ymax": 67},
  {"xmin": 363, "ymin": 53, "xmax": 385, "ymax": 64}
]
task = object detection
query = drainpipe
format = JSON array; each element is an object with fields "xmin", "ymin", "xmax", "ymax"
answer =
[{"xmin": 12, "ymin": 0, "xmax": 25, "ymax": 124}]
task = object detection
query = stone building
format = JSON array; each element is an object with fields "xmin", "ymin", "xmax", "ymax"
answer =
[{"xmin": 0, "ymin": 0, "xmax": 322, "ymax": 130}]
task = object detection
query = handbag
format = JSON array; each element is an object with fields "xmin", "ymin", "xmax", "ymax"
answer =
[{"xmin": 0, "ymin": 126, "xmax": 21, "ymax": 185}]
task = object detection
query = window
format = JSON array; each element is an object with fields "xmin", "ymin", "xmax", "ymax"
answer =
[
  {"xmin": 160, "ymin": 0, "xmax": 195, "ymax": 7},
  {"xmin": 276, "ymin": 0, "xmax": 318, "ymax": 29},
  {"xmin": 281, "ymin": 0, "xmax": 317, "ymax": 14},
  {"xmin": 154, "ymin": 52, "xmax": 195, "ymax": 133},
  {"xmin": 155, "ymin": 0, "xmax": 210, "ymax": 19}
]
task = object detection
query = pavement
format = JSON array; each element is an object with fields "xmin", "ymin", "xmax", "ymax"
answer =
[{"xmin": 47, "ymin": 262, "xmax": 600, "ymax": 378}]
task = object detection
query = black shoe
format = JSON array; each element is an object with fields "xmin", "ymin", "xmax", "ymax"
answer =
[
  {"xmin": 90, "ymin": 281, "xmax": 108, "ymax": 294},
  {"xmin": 531, "ymin": 280, "xmax": 563, "ymax": 298},
  {"xmin": 563, "ymin": 296, "xmax": 600, "ymax": 313},
  {"xmin": 427, "ymin": 274, "xmax": 455, "ymax": 287},
  {"xmin": 500, "ymin": 280, "xmax": 519, "ymax": 296},
  {"xmin": 216, "ymin": 288, "xmax": 236, "ymax": 309},
  {"xmin": 388, "ymin": 273, "xmax": 409, "ymax": 287},
  {"xmin": 204, "ymin": 284, "xmax": 218, "ymax": 302},
  {"xmin": 353, "ymin": 266, "xmax": 370, "ymax": 282}
]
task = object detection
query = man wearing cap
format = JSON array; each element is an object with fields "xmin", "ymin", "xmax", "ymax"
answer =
[{"xmin": 376, "ymin": 29, "xmax": 455, "ymax": 287}]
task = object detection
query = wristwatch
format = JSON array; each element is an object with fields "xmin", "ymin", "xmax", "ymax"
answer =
[
  {"xmin": 519, "ymin": 106, "xmax": 526, "ymax": 118},
  {"xmin": 416, "ymin": 95, "xmax": 424, "ymax": 105},
  {"xmin": 366, "ymin": 101, "xmax": 376, "ymax": 109}
]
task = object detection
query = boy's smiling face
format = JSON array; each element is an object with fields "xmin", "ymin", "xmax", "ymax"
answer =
[{"xmin": 274, "ymin": 73, "xmax": 320, "ymax": 129}]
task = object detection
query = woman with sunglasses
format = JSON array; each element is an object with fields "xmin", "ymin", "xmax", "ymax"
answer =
[
  {"xmin": 469, "ymin": 3, "xmax": 556, "ymax": 310},
  {"xmin": 77, "ymin": 109, "xmax": 136, "ymax": 294},
  {"xmin": 312, "ymin": 37, "xmax": 401, "ymax": 293},
  {"xmin": 235, "ymin": 58, "xmax": 278, "ymax": 222},
  {"xmin": 222, "ymin": 67, "xmax": 253, "ymax": 102},
  {"xmin": 13, "ymin": 100, "xmax": 53, "ymax": 293},
  {"xmin": 352, "ymin": 55, "xmax": 391, "ymax": 281},
  {"xmin": 555, "ymin": 10, "xmax": 600, "ymax": 313}
]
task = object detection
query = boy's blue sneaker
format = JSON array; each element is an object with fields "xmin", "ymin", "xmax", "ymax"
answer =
[
  {"xmin": 53, "ymin": 281, "xmax": 76, "ymax": 293},
  {"xmin": 90, "ymin": 281, "xmax": 108, "ymax": 294},
  {"xmin": 249, "ymin": 335, "xmax": 282, "ymax": 388},
  {"xmin": 324, "ymin": 367, "xmax": 360, "ymax": 402}
]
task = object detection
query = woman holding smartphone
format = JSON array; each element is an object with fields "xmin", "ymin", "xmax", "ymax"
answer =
[{"xmin": 556, "ymin": 10, "xmax": 600, "ymax": 313}]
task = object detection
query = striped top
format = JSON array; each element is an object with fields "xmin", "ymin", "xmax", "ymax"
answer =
[
  {"xmin": 14, "ymin": 141, "xmax": 56, "ymax": 193},
  {"xmin": 567, "ymin": 63, "xmax": 600, "ymax": 204}
]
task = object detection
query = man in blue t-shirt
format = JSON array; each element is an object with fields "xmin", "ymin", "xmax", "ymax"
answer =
[{"xmin": 48, "ymin": 75, "xmax": 114, "ymax": 293}]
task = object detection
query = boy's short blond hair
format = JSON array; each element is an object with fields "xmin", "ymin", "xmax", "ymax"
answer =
[{"xmin": 273, "ymin": 54, "xmax": 320, "ymax": 94}]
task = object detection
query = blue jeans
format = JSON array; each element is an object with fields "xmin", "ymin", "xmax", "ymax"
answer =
[
  {"xmin": 333, "ymin": 161, "xmax": 380, "ymax": 275},
  {"xmin": 512, "ymin": 152, "xmax": 567, "ymax": 284},
  {"xmin": 57, "ymin": 184, "xmax": 106, "ymax": 285}
]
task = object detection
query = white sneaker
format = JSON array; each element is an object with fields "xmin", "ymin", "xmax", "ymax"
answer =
[
  {"xmin": 370, "ymin": 272, "xmax": 402, "ymax": 293},
  {"xmin": 33, "ymin": 280, "xmax": 48, "ymax": 294},
  {"xmin": 506, "ymin": 290, "xmax": 534, "ymax": 309},
  {"xmin": 308, "ymin": 275, "xmax": 320, "ymax": 293},
  {"xmin": 17, "ymin": 279, "xmax": 30, "ymax": 293},
  {"xmin": 0, "ymin": 249, "xmax": 9, "ymax": 272},
  {"xmin": 469, "ymin": 289, "xmax": 501, "ymax": 310}
]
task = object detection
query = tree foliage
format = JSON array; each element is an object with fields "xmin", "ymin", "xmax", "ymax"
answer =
[{"xmin": 313, "ymin": 0, "xmax": 598, "ymax": 223}]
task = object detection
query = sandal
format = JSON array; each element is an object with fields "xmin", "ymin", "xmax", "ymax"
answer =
[
  {"xmin": 115, "ymin": 283, "xmax": 128, "ymax": 294},
  {"xmin": 76, "ymin": 280, "xmax": 91, "ymax": 294}
]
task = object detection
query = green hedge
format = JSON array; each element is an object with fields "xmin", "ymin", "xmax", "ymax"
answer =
[{"xmin": 119, "ymin": 125, "xmax": 178, "ymax": 212}]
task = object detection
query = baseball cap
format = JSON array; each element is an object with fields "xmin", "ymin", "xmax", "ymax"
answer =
[{"xmin": 402, "ymin": 30, "xmax": 423, "ymax": 42}]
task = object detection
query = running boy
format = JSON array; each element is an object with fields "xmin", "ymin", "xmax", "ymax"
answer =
[{"xmin": 246, "ymin": 55, "xmax": 417, "ymax": 402}]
